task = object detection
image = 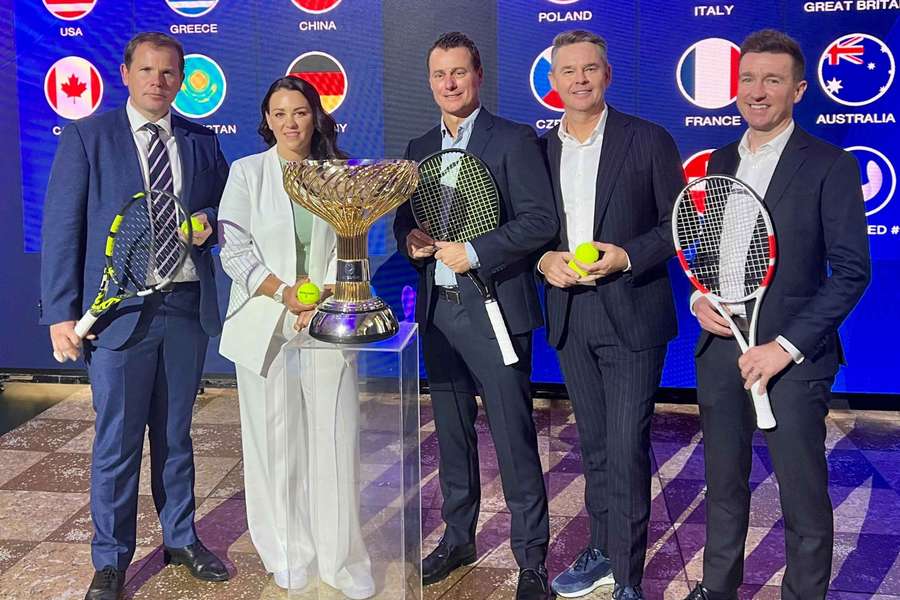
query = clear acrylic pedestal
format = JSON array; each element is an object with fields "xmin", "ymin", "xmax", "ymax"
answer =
[{"xmin": 278, "ymin": 322, "xmax": 421, "ymax": 599}]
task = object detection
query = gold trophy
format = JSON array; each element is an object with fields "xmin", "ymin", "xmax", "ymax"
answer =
[{"xmin": 283, "ymin": 159, "xmax": 419, "ymax": 343}]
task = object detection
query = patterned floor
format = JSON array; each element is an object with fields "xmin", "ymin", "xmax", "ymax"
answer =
[{"xmin": 0, "ymin": 383, "xmax": 898, "ymax": 599}]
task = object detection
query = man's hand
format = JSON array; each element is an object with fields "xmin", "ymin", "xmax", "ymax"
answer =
[
  {"xmin": 539, "ymin": 251, "xmax": 579, "ymax": 288},
  {"xmin": 434, "ymin": 241, "xmax": 471, "ymax": 273},
  {"xmin": 694, "ymin": 297, "xmax": 733, "ymax": 337},
  {"xmin": 190, "ymin": 212, "xmax": 212, "ymax": 246},
  {"xmin": 50, "ymin": 321, "xmax": 94, "ymax": 363},
  {"xmin": 405, "ymin": 228, "xmax": 436, "ymax": 259},
  {"xmin": 577, "ymin": 242, "xmax": 628, "ymax": 282},
  {"xmin": 739, "ymin": 341, "xmax": 792, "ymax": 391}
]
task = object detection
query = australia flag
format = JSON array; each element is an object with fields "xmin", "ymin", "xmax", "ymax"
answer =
[{"xmin": 819, "ymin": 34, "xmax": 895, "ymax": 107}]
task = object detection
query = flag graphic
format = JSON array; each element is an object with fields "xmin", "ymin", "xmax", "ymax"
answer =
[
  {"xmin": 819, "ymin": 34, "xmax": 895, "ymax": 107},
  {"xmin": 530, "ymin": 47, "xmax": 564, "ymax": 112},
  {"xmin": 43, "ymin": 0, "xmax": 97, "ymax": 20},
  {"xmin": 172, "ymin": 54, "xmax": 227, "ymax": 118},
  {"xmin": 292, "ymin": 0, "xmax": 342, "ymax": 13},
  {"xmin": 677, "ymin": 38, "xmax": 740, "ymax": 109},
  {"xmin": 44, "ymin": 56, "xmax": 103, "ymax": 120},
  {"xmin": 287, "ymin": 52, "xmax": 348, "ymax": 113},
  {"xmin": 166, "ymin": 0, "xmax": 219, "ymax": 18},
  {"xmin": 847, "ymin": 146, "xmax": 896, "ymax": 217}
]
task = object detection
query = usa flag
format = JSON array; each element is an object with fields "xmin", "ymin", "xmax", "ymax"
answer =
[
  {"xmin": 818, "ymin": 33, "xmax": 895, "ymax": 107},
  {"xmin": 42, "ymin": 0, "xmax": 97, "ymax": 20}
]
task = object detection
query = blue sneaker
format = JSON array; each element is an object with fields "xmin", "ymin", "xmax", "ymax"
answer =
[
  {"xmin": 613, "ymin": 584, "xmax": 644, "ymax": 599},
  {"xmin": 550, "ymin": 547, "xmax": 614, "ymax": 598}
]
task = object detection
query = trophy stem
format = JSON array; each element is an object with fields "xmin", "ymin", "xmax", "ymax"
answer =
[{"xmin": 334, "ymin": 233, "xmax": 373, "ymax": 303}]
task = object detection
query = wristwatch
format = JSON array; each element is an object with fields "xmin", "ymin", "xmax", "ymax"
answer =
[{"xmin": 272, "ymin": 283, "xmax": 288, "ymax": 305}]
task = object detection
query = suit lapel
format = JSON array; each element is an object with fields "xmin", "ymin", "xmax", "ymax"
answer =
[
  {"xmin": 114, "ymin": 108, "xmax": 145, "ymax": 195},
  {"xmin": 593, "ymin": 107, "xmax": 633, "ymax": 235},
  {"xmin": 546, "ymin": 130, "xmax": 568, "ymax": 250},
  {"xmin": 717, "ymin": 144, "xmax": 740, "ymax": 177},
  {"xmin": 762, "ymin": 127, "xmax": 809, "ymax": 212},
  {"xmin": 465, "ymin": 109, "xmax": 494, "ymax": 159},
  {"xmin": 173, "ymin": 115, "xmax": 195, "ymax": 208}
]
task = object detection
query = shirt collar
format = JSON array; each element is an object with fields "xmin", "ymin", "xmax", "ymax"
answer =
[
  {"xmin": 126, "ymin": 98, "xmax": 173, "ymax": 136},
  {"xmin": 558, "ymin": 106, "xmax": 608, "ymax": 147},
  {"xmin": 738, "ymin": 120, "xmax": 794, "ymax": 159},
  {"xmin": 440, "ymin": 105, "xmax": 481, "ymax": 140}
]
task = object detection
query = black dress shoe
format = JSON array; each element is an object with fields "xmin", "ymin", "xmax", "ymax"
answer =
[
  {"xmin": 422, "ymin": 539, "xmax": 477, "ymax": 585},
  {"xmin": 84, "ymin": 566, "xmax": 125, "ymax": 600},
  {"xmin": 163, "ymin": 541, "xmax": 230, "ymax": 581},
  {"xmin": 684, "ymin": 582, "xmax": 737, "ymax": 600},
  {"xmin": 516, "ymin": 565, "xmax": 549, "ymax": 600}
]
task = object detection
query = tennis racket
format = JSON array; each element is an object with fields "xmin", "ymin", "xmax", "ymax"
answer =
[
  {"xmin": 64, "ymin": 189, "xmax": 191, "ymax": 351},
  {"xmin": 413, "ymin": 148, "xmax": 518, "ymax": 366},
  {"xmin": 672, "ymin": 175, "xmax": 777, "ymax": 430}
]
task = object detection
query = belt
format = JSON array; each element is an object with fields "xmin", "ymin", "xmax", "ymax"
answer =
[
  {"xmin": 157, "ymin": 281, "xmax": 200, "ymax": 293},
  {"xmin": 437, "ymin": 286, "xmax": 462, "ymax": 304},
  {"xmin": 730, "ymin": 314, "xmax": 750, "ymax": 337}
]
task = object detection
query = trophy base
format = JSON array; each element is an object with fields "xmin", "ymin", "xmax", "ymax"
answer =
[{"xmin": 307, "ymin": 296, "xmax": 400, "ymax": 344}]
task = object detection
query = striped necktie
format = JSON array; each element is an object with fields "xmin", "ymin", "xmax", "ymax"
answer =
[{"xmin": 142, "ymin": 122, "xmax": 179, "ymax": 275}]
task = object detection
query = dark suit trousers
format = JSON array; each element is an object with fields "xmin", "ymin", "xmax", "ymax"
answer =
[
  {"xmin": 555, "ymin": 291, "xmax": 666, "ymax": 586},
  {"xmin": 86, "ymin": 284, "xmax": 207, "ymax": 570},
  {"xmin": 697, "ymin": 335, "xmax": 833, "ymax": 600},
  {"xmin": 423, "ymin": 295, "xmax": 550, "ymax": 569}
]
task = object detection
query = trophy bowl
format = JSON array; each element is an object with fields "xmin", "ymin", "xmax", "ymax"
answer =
[{"xmin": 283, "ymin": 159, "xmax": 419, "ymax": 343}]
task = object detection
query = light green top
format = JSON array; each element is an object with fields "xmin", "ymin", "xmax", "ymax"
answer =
[{"xmin": 280, "ymin": 155, "xmax": 314, "ymax": 278}]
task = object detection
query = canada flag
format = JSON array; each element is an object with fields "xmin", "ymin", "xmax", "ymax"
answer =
[{"xmin": 44, "ymin": 56, "xmax": 103, "ymax": 120}]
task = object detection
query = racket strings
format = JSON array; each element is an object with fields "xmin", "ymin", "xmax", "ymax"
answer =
[
  {"xmin": 111, "ymin": 192, "xmax": 186, "ymax": 291},
  {"xmin": 414, "ymin": 151, "xmax": 499, "ymax": 243},
  {"xmin": 675, "ymin": 178, "xmax": 772, "ymax": 302}
]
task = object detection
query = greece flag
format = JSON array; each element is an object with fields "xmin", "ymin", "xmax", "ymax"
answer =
[
  {"xmin": 677, "ymin": 38, "xmax": 741, "ymax": 110},
  {"xmin": 166, "ymin": 0, "xmax": 218, "ymax": 17}
]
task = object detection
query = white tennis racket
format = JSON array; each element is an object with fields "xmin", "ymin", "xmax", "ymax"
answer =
[
  {"xmin": 413, "ymin": 149, "xmax": 518, "ymax": 366},
  {"xmin": 673, "ymin": 175, "xmax": 777, "ymax": 429}
]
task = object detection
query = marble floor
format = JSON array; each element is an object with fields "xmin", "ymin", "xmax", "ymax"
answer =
[{"xmin": 0, "ymin": 383, "xmax": 898, "ymax": 599}]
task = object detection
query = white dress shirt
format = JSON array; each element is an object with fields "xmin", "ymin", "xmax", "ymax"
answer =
[
  {"xmin": 559, "ymin": 108, "xmax": 608, "ymax": 253},
  {"xmin": 125, "ymin": 99, "xmax": 198, "ymax": 282},
  {"xmin": 690, "ymin": 121, "xmax": 803, "ymax": 363}
]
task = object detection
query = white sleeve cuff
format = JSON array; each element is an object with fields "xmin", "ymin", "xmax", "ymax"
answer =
[
  {"xmin": 776, "ymin": 335, "xmax": 805, "ymax": 364},
  {"xmin": 689, "ymin": 290, "xmax": 703, "ymax": 315},
  {"xmin": 537, "ymin": 251, "xmax": 553, "ymax": 276}
]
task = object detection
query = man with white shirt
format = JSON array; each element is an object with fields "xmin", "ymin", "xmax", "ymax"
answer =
[
  {"xmin": 393, "ymin": 31, "xmax": 557, "ymax": 600},
  {"xmin": 537, "ymin": 30, "xmax": 683, "ymax": 600},
  {"xmin": 684, "ymin": 30, "xmax": 870, "ymax": 600},
  {"xmin": 41, "ymin": 32, "xmax": 229, "ymax": 599}
]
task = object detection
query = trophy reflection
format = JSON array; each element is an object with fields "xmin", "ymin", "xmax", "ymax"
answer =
[{"xmin": 283, "ymin": 159, "xmax": 419, "ymax": 343}]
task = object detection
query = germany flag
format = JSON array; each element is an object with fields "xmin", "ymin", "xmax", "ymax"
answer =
[{"xmin": 287, "ymin": 52, "xmax": 347, "ymax": 113}]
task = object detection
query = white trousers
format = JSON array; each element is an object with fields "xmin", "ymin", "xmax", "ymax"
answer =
[{"xmin": 235, "ymin": 312, "xmax": 372, "ymax": 592}]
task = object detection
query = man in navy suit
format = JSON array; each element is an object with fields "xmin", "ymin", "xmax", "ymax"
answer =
[
  {"xmin": 40, "ymin": 32, "xmax": 229, "ymax": 600},
  {"xmin": 684, "ymin": 30, "xmax": 870, "ymax": 600},
  {"xmin": 393, "ymin": 32, "xmax": 558, "ymax": 600},
  {"xmin": 537, "ymin": 30, "xmax": 683, "ymax": 600}
]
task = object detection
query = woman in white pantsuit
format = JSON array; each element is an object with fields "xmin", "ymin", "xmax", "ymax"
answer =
[{"xmin": 218, "ymin": 76, "xmax": 373, "ymax": 599}]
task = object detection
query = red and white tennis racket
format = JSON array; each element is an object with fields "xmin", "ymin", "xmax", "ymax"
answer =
[{"xmin": 673, "ymin": 175, "xmax": 777, "ymax": 429}]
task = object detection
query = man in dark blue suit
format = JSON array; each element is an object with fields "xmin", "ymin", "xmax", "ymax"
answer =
[
  {"xmin": 40, "ymin": 32, "xmax": 229, "ymax": 600},
  {"xmin": 537, "ymin": 30, "xmax": 683, "ymax": 600},
  {"xmin": 393, "ymin": 32, "xmax": 558, "ymax": 600},
  {"xmin": 684, "ymin": 30, "xmax": 870, "ymax": 600}
]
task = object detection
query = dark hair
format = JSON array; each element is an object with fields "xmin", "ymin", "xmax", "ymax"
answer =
[
  {"xmin": 257, "ymin": 76, "xmax": 346, "ymax": 159},
  {"xmin": 551, "ymin": 30, "xmax": 609, "ymax": 66},
  {"xmin": 427, "ymin": 31, "xmax": 483, "ymax": 74},
  {"xmin": 124, "ymin": 32, "xmax": 184, "ymax": 75},
  {"xmin": 740, "ymin": 29, "xmax": 805, "ymax": 82}
]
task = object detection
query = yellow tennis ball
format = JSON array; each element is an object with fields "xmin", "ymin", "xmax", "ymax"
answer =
[
  {"xmin": 180, "ymin": 216, "xmax": 204, "ymax": 236},
  {"xmin": 296, "ymin": 282, "xmax": 321, "ymax": 305},
  {"xmin": 568, "ymin": 243, "xmax": 599, "ymax": 276},
  {"xmin": 575, "ymin": 242, "xmax": 600, "ymax": 263}
]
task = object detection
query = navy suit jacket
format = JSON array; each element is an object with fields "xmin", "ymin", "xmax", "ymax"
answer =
[
  {"xmin": 542, "ymin": 107, "xmax": 682, "ymax": 351},
  {"xmin": 393, "ymin": 109, "xmax": 558, "ymax": 336},
  {"xmin": 699, "ymin": 126, "xmax": 871, "ymax": 380},
  {"xmin": 40, "ymin": 106, "xmax": 228, "ymax": 349}
]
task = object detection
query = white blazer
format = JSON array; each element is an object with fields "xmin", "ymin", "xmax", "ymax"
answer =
[{"xmin": 218, "ymin": 146, "xmax": 337, "ymax": 376}]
